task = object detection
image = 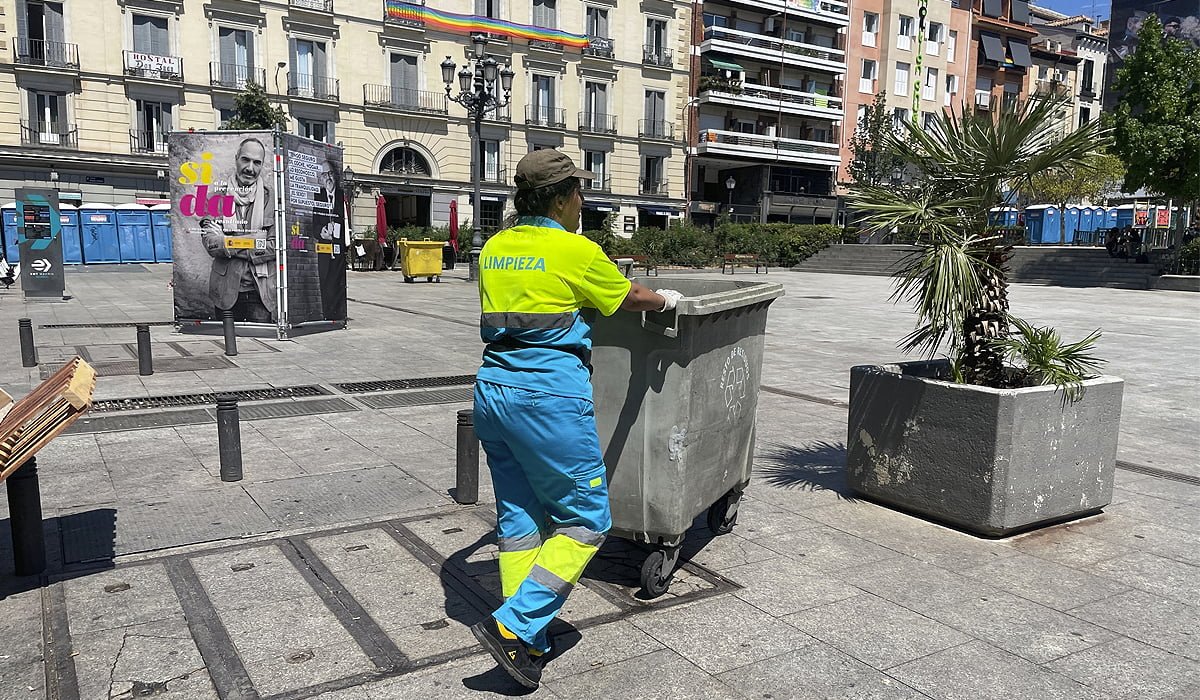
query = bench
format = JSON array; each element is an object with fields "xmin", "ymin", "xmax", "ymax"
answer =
[
  {"xmin": 1, "ymin": 357, "xmax": 97, "ymax": 575},
  {"xmin": 610, "ymin": 255, "xmax": 658, "ymax": 278},
  {"xmin": 721, "ymin": 253, "xmax": 768, "ymax": 274}
]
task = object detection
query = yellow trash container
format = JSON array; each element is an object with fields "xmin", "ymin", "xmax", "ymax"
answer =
[{"xmin": 397, "ymin": 238, "xmax": 444, "ymax": 283}]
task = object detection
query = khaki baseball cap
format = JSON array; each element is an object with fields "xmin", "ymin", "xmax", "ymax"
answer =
[{"xmin": 514, "ymin": 149, "xmax": 594, "ymax": 190}]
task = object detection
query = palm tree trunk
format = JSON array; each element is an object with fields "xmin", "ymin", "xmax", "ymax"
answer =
[{"xmin": 961, "ymin": 244, "xmax": 1011, "ymax": 387}]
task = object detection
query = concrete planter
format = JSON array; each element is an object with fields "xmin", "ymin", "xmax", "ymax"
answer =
[{"xmin": 846, "ymin": 360, "xmax": 1124, "ymax": 537}]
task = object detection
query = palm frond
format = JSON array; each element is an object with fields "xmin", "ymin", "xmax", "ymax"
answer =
[
  {"xmin": 991, "ymin": 316, "xmax": 1105, "ymax": 401},
  {"xmin": 891, "ymin": 235, "xmax": 997, "ymax": 357}
]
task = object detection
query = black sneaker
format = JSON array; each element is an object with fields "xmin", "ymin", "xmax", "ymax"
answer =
[{"xmin": 470, "ymin": 618, "xmax": 542, "ymax": 689}]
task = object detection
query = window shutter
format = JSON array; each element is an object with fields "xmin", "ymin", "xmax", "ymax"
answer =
[
  {"xmin": 150, "ymin": 17, "xmax": 169, "ymax": 57},
  {"xmin": 314, "ymin": 41, "xmax": 327, "ymax": 82},
  {"xmin": 219, "ymin": 28, "xmax": 235, "ymax": 67},
  {"xmin": 44, "ymin": 2, "xmax": 65, "ymax": 43}
]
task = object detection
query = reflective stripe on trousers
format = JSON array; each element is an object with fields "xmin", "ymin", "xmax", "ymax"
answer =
[{"xmin": 474, "ymin": 380, "xmax": 611, "ymax": 653}]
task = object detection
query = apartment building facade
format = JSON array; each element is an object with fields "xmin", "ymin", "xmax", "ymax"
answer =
[
  {"xmin": 839, "ymin": 0, "xmax": 972, "ymax": 187},
  {"xmin": 0, "ymin": 0, "xmax": 692, "ymax": 238},
  {"xmin": 967, "ymin": 0, "xmax": 1036, "ymax": 114},
  {"xmin": 687, "ymin": 0, "xmax": 849, "ymax": 225},
  {"xmin": 1027, "ymin": 5, "xmax": 1106, "ymax": 133}
]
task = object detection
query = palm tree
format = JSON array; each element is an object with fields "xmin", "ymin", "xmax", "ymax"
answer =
[{"xmin": 847, "ymin": 96, "xmax": 1107, "ymax": 389}]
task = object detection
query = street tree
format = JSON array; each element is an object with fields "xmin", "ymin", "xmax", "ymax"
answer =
[
  {"xmin": 1028, "ymin": 152, "xmax": 1126, "ymax": 241},
  {"xmin": 1109, "ymin": 14, "xmax": 1200, "ymax": 230},
  {"xmin": 847, "ymin": 91, "xmax": 906, "ymax": 188},
  {"xmin": 221, "ymin": 82, "xmax": 288, "ymax": 131}
]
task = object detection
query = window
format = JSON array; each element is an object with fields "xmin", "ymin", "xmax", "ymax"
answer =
[
  {"xmin": 926, "ymin": 22, "xmax": 942, "ymax": 55},
  {"xmin": 1002, "ymin": 83, "xmax": 1020, "ymax": 113},
  {"xmin": 134, "ymin": 100, "xmax": 171, "ymax": 152},
  {"xmin": 479, "ymin": 139, "xmax": 502, "ymax": 181},
  {"xmin": 390, "ymin": 53, "xmax": 419, "ymax": 106},
  {"xmin": 1079, "ymin": 106, "xmax": 1091, "ymax": 127},
  {"xmin": 702, "ymin": 13, "xmax": 728, "ymax": 28},
  {"xmin": 584, "ymin": 150, "xmax": 607, "ymax": 190},
  {"xmin": 379, "ymin": 147, "xmax": 432, "ymax": 176},
  {"xmin": 586, "ymin": 6, "xmax": 609, "ymax": 37},
  {"xmin": 894, "ymin": 62, "xmax": 910, "ymax": 97},
  {"xmin": 132, "ymin": 14, "xmax": 169, "ymax": 56},
  {"xmin": 531, "ymin": 74, "xmax": 556, "ymax": 123},
  {"xmin": 297, "ymin": 117, "xmax": 331, "ymax": 143},
  {"xmin": 19, "ymin": 1, "xmax": 70, "ymax": 66},
  {"xmin": 290, "ymin": 38, "xmax": 329, "ymax": 97},
  {"xmin": 26, "ymin": 90, "xmax": 66, "ymax": 145},
  {"xmin": 474, "ymin": 0, "xmax": 501, "ymax": 19},
  {"xmin": 641, "ymin": 155, "xmax": 664, "ymax": 194},
  {"xmin": 1082, "ymin": 60, "xmax": 1095, "ymax": 91},
  {"xmin": 217, "ymin": 106, "xmax": 235, "ymax": 127},
  {"xmin": 945, "ymin": 73, "xmax": 959, "ymax": 107},
  {"xmin": 643, "ymin": 90, "xmax": 667, "ymax": 137},
  {"xmin": 862, "ymin": 12, "xmax": 878, "ymax": 47},
  {"xmin": 922, "ymin": 112, "xmax": 938, "ymax": 130},
  {"xmin": 947, "ymin": 30, "xmax": 957, "ymax": 62},
  {"xmin": 217, "ymin": 26, "xmax": 254, "ymax": 86},
  {"xmin": 897, "ymin": 16, "xmax": 913, "ymax": 50},
  {"xmin": 1037, "ymin": 65, "xmax": 1049, "ymax": 81},
  {"xmin": 532, "ymin": 0, "xmax": 556, "ymax": 29},
  {"xmin": 645, "ymin": 18, "xmax": 667, "ymax": 55},
  {"xmin": 892, "ymin": 107, "xmax": 910, "ymax": 132},
  {"xmin": 923, "ymin": 67, "xmax": 938, "ymax": 101},
  {"xmin": 856, "ymin": 104, "xmax": 868, "ymax": 127},
  {"xmin": 583, "ymin": 81, "xmax": 609, "ymax": 131},
  {"xmin": 859, "ymin": 59, "xmax": 876, "ymax": 93}
]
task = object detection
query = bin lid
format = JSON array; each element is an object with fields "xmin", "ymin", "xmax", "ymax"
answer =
[{"xmin": 633, "ymin": 277, "xmax": 785, "ymax": 317}]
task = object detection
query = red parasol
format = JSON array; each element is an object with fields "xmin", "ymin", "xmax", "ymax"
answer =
[
  {"xmin": 375, "ymin": 195, "xmax": 388, "ymax": 245},
  {"xmin": 449, "ymin": 199, "xmax": 459, "ymax": 252}
]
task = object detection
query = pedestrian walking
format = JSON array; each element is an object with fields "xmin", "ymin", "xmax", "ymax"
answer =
[{"xmin": 469, "ymin": 149, "xmax": 682, "ymax": 688}]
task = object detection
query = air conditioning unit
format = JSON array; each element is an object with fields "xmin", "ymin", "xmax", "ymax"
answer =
[
  {"xmin": 974, "ymin": 92, "xmax": 992, "ymax": 108},
  {"xmin": 763, "ymin": 16, "xmax": 780, "ymax": 33}
]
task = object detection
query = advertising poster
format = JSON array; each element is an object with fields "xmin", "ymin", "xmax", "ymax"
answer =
[
  {"xmin": 1134, "ymin": 208, "xmax": 1151, "ymax": 228},
  {"xmin": 168, "ymin": 131, "xmax": 279, "ymax": 325},
  {"xmin": 15, "ymin": 188, "xmax": 65, "ymax": 299},
  {"xmin": 1106, "ymin": 0, "xmax": 1200, "ymax": 107},
  {"xmin": 279, "ymin": 134, "xmax": 347, "ymax": 324}
]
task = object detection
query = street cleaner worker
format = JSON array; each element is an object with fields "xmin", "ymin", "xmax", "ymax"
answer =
[{"xmin": 470, "ymin": 149, "xmax": 683, "ymax": 688}]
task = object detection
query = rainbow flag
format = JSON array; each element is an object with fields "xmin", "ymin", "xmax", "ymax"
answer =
[{"xmin": 385, "ymin": 1, "xmax": 590, "ymax": 49}]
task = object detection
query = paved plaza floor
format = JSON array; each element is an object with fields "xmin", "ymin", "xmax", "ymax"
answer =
[{"xmin": 0, "ymin": 263, "xmax": 1197, "ymax": 699}]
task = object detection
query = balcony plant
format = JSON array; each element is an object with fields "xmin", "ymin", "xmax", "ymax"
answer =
[
  {"xmin": 842, "ymin": 96, "xmax": 1124, "ymax": 536},
  {"xmin": 698, "ymin": 74, "xmax": 743, "ymax": 95}
]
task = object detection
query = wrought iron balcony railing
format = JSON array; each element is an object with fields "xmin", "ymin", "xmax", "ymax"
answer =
[
  {"xmin": 525, "ymin": 105, "xmax": 566, "ymax": 128},
  {"xmin": 21, "ymin": 120, "xmax": 77, "ymax": 149},
  {"xmin": 642, "ymin": 44, "xmax": 673, "ymax": 67},
  {"xmin": 288, "ymin": 74, "xmax": 340, "ymax": 101},
  {"xmin": 639, "ymin": 120, "xmax": 674, "ymax": 140},
  {"xmin": 130, "ymin": 129, "xmax": 168, "ymax": 154},
  {"xmin": 583, "ymin": 37, "xmax": 614, "ymax": 58},
  {"xmin": 578, "ymin": 112, "xmax": 617, "ymax": 134},
  {"xmin": 639, "ymin": 178, "xmax": 669, "ymax": 196},
  {"xmin": 210, "ymin": 62, "xmax": 266, "ymax": 89},
  {"xmin": 364, "ymin": 84, "xmax": 448, "ymax": 114},
  {"xmin": 584, "ymin": 174, "xmax": 611, "ymax": 192},
  {"xmin": 123, "ymin": 50, "xmax": 183, "ymax": 81},
  {"xmin": 12, "ymin": 37, "xmax": 79, "ymax": 69},
  {"xmin": 481, "ymin": 165, "xmax": 508, "ymax": 184},
  {"xmin": 289, "ymin": 0, "xmax": 334, "ymax": 11}
]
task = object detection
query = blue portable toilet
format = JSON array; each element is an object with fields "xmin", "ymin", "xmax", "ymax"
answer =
[
  {"xmin": 1025, "ymin": 205, "xmax": 1052, "ymax": 244},
  {"xmin": 989, "ymin": 207, "xmax": 1018, "ymax": 227},
  {"xmin": 1103, "ymin": 207, "xmax": 1119, "ymax": 229},
  {"xmin": 59, "ymin": 204, "xmax": 83, "ymax": 264},
  {"xmin": 1079, "ymin": 207, "xmax": 1095, "ymax": 234},
  {"xmin": 150, "ymin": 204, "xmax": 172, "ymax": 262},
  {"xmin": 80, "ymin": 204, "xmax": 121, "ymax": 263},
  {"xmin": 1063, "ymin": 207, "xmax": 1081, "ymax": 244},
  {"xmin": 1, "ymin": 203, "xmax": 18, "ymax": 262},
  {"xmin": 116, "ymin": 204, "xmax": 156, "ymax": 263}
]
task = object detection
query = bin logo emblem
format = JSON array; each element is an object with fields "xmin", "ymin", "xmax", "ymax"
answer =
[{"xmin": 721, "ymin": 347, "xmax": 750, "ymax": 420}]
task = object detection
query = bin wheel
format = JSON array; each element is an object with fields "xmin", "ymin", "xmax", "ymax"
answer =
[
  {"xmin": 433, "ymin": 276, "xmax": 441, "ymax": 283},
  {"xmin": 403, "ymin": 276, "xmax": 414, "ymax": 284},
  {"xmin": 707, "ymin": 492, "xmax": 740, "ymax": 535},
  {"xmin": 640, "ymin": 550, "xmax": 673, "ymax": 598},
  {"xmin": 427, "ymin": 276, "xmax": 436, "ymax": 282}
]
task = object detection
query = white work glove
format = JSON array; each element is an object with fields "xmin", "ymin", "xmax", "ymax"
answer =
[{"xmin": 656, "ymin": 289, "xmax": 684, "ymax": 312}]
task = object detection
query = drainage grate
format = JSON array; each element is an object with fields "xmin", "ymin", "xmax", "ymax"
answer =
[
  {"xmin": 356, "ymin": 387, "xmax": 474, "ymax": 409},
  {"xmin": 92, "ymin": 385, "xmax": 331, "ymax": 413},
  {"xmin": 334, "ymin": 375, "xmax": 475, "ymax": 394},
  {"xmin": 39, "ymin": 321, "xmax": 174, "ymax": 329},
  {"xmin": 64, "ymin": 408, "xmax": 213, "ymax": 434},
  {"xmin": 1116, "ymin": 460, "xmax": 1200, "ymax": 486},
  {"xmin": 80, "ymin": 356, "xmax": 237, "ymax": 378},
  {"xmin": 238, "ymin": 397, "xmax": 360, "ymax": 420}
]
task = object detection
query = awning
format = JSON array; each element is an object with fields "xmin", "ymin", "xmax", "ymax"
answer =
[
  {"xmin": 1010, "ymin": 0, "xmax": 1030, "ymax": 24},
  {"xmin": 980, "ymin": 33, "xmax": 1005, "ymax": 63},
  {"xmin": 704, "ymin": 56, "xmax": 744, "ymax": 72},
  {"xmin": 1008, "ymin": 40, "xmax": 1032, "ymax": 68},
  {"xmin": 983, "ymin": 0, "xmax": 1002, "ymax": 18}
]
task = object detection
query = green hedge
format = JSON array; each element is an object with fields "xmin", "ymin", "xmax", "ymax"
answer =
[
  {"xmin": 1179, "ymin": 237, "xmax": 1200, "ymax": 275},
  {"xmin": 583, "ymin": 221, "xmax": 842, "ymax": 267}
]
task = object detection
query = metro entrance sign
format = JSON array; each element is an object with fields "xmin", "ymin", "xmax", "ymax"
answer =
[{"xmin": 15, "ymin": 188, "xmax": 66, "ymax": 300}]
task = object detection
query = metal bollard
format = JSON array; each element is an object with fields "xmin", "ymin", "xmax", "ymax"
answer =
[
  {"xmin": 136, "ymin": 324, "xmax": 153, "ymax": 376},
  {"xmin": 18, "ymin": 318, "xmax": 37, "ymax": 367},
  {"xmin": 216, "ymin": 395, "xmax": 243, "ymax": 482},
  {"xmin": 6, "ymin": 457, "xmax": 46, "ymax": 576},
  {"xmin": 455, "ymin": 409, "xmax": 479, "ymax": 505},
  {"xmin": 221, "ymin": 309, "xmax": 238, "ymax": 356}
]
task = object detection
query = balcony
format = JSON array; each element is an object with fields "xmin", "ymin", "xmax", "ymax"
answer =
[
  {"xmin": 481, "ymin": 165, "xmax": 507, "ymax": 185},
  {"xmin": 129, "ymin": 129, "xmax": 168, "ymax": 155},
  {"xmin": 525, "ymin": 105, "xmax": 566, "ymax": 128},
  {"xmin": 288, "ymin": 74, "xmax": 340, "ymax": 102},
  {"xmin": 364, "ymin": 84, "xmax": 448, "ymax": 114},
  {"xmin": 643, "ymin": 45, "xmax": 673, "ymax": 68},
  {"xmin": 384, "ymin": 0, "xmax": 425, "ymax": 28},
  {"xmin": 584, "ymin": 174, "xmax": 611, "ymax": 193},
  {"xmin": 529, "ymin": 39, "xmax": 563, "ymax": 53},
  {"xmin": 701, "ymin": 26, "xmax": 845, "ymax": 72},
  {"xmin": 210, "ymin": 62, "xmax": 266, "ymax": 89},
  {"xmin": 578, "ymin": 112, "xmax": 617, "ymax": 135},
  {"xmin": 1079, "ymin": 82, "xmax": 1096, "ymax": 100},
  {"xmin": 694, "ymin": 129, "xmax": 840, "ymax": 167},
  {"xmin": 21, "ymin": 120, "xmax": 77, "ymax": 149},
  {"xmin": 289, "ymin": 0, "xmax": 333, "ymax": 10},
  {"xmin": 123, "ymin": 50, "xmax": 183, "ymax": 82},
  {"xmin": 639, "ymin": 120, "xmax": 675, "ymax": 141},
  {"xmin": 639, "ymin": 178, "xmax": 669, "ymax": 196},
  {"xmin": 728, "ymin": 0, "xmax": 849, "ymax": 27},
  {"xmin": 484, "ymin": 104, "xmax": 512, "ymax": 123},
  {"xmin": 1034, "ymin": 80, "xmax": 1071, "ymax": 98},
  {"xmin": 697, "ymin": 77, "xmax": 843, "ymax": 119},
  {"xmin": 12, "ymin": 38, "xmax": 79, "ymax": 70},
  {"xmin": 583, "ymin": 37, "xmax": 614, "ymax": 59}
]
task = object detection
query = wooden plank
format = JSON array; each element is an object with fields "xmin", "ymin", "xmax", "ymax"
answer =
[
  {"xmin": 0, "ymin": 357, "xmax": 96, "ymax": 479},
  {"xmin": 63, "ymin": 360, "xmax": 96, "ymax": 410}
]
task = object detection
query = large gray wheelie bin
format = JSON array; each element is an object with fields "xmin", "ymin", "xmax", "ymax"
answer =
[{"xmin": 584, "ymin": 277, "xmax": 784, "ymax": 596}]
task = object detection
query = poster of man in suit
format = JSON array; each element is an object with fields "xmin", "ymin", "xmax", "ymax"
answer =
[{"xmin": 279, "ymin": 134, "xmax": 347, "ymax": 324}]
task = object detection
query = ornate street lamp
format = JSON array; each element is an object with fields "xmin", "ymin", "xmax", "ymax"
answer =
[
  {"xmin": 725, "ymin": 176, "xmax": 736, "ymax": 216},
  {"xmin": 441, "ymin": 34, "xmax": 515, "ymax": 281}
]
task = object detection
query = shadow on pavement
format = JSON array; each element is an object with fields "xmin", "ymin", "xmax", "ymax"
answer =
[
  {"xmin": 754, "ymin": 439, "xmax": 857, "ymax": 500},
  {"xmin": 0, "ymin": 507, "xmax": 117, "ymax": 599}
]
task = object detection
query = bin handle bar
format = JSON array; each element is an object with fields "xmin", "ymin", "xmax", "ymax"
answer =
[{"xmin": 641, "ymin": 310, "xmax": 678, "ymax": 338}]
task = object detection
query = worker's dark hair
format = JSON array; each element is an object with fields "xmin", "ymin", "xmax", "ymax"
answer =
[{"xmin": 503, "ymin": 176, "xmax": 580, "ymax": 229}]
